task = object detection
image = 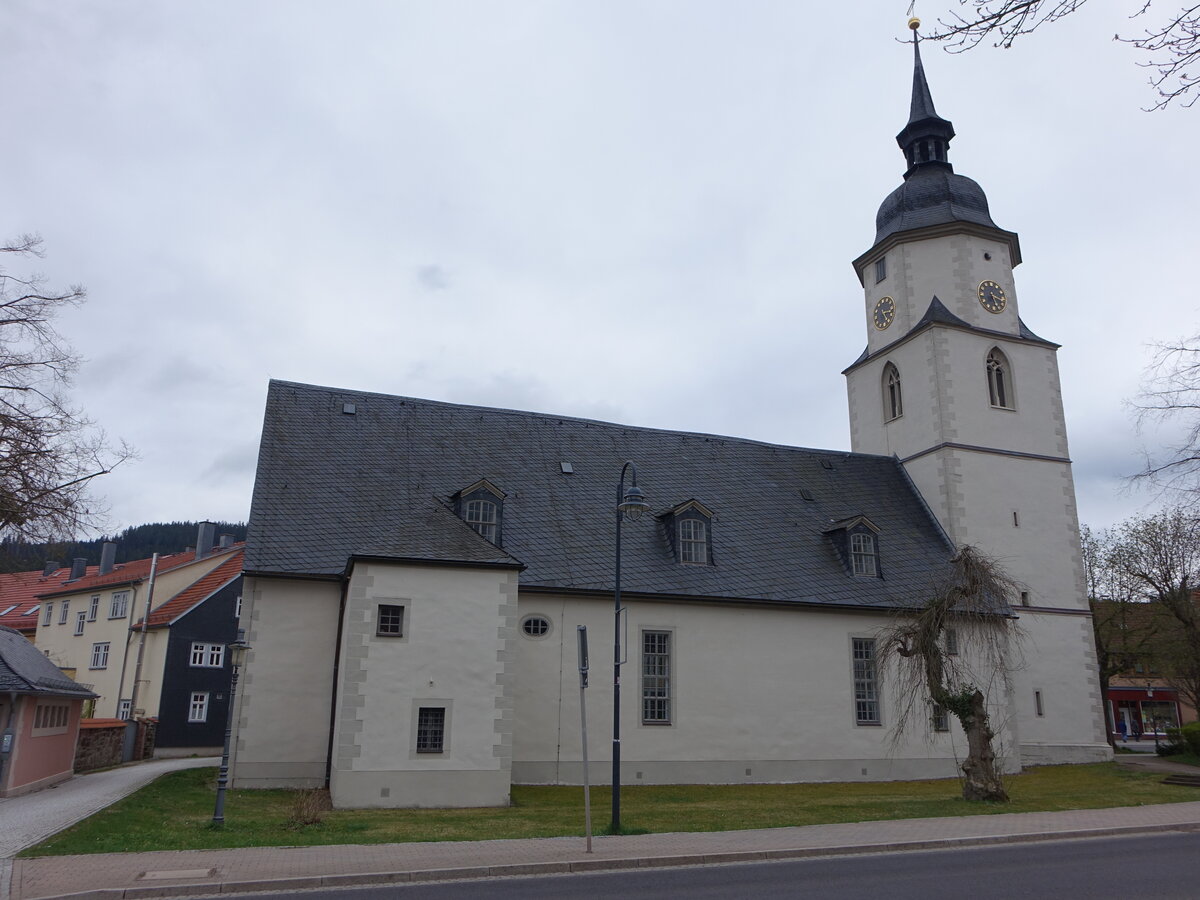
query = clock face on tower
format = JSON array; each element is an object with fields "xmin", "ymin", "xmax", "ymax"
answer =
[
  {"xmin": 873, "ymin": 296, "xmax": 896, "ymax": 330},
  {"xmin": 978, "ymin": 280, "xmax": 1007, "ymax": 314}
]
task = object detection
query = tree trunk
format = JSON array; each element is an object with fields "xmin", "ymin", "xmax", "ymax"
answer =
[{"xmin": 959, "ymin": 689, "xmax": 1008, "ymax": 802}]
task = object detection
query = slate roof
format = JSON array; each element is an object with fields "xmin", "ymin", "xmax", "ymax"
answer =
[
  {"xmin": 0, "ymin": 625, "xmax": 96, "ymax": 697},
  {"xmin": 247, "ymin": 380, "xmax": 959, "ymax": 611},
  {"xmin": 137, "ymin": 550, "xmax": 244, "ymax": 628}
]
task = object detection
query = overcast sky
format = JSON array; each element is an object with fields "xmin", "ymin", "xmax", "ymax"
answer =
[{"xmin": 1, "ymin": 1, "xmax": 1195, "ymax": 539}]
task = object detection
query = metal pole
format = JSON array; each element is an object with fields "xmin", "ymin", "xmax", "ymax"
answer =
[
  {"xmin": 212, "ymin": 663, "xmax": 240, "ymax": 826},
  {"xmin": 128, "ymin": 554, "xmax": 159, "ymax": 719},
  {"xmin": 578, "ymin": 625, "xmax": 592, "ymax": 853},
  {"xmin": 612, "ymin": 479, "xmax": 623, "ymax": 834}
]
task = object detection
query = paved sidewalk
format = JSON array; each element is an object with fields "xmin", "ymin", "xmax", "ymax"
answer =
[{"xmin": 10, "ymin": 796, "xmax": 1200, "ymax": 898}]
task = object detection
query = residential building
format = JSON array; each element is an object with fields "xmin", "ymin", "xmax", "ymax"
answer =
[{"xmin": 0, "ymin": 625, "xmax": 96, "ymax": 797}]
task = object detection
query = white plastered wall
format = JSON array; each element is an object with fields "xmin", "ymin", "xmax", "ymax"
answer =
[
  {"xmin": 230, "ymin": 575, "xmax": 342, "ymax": 788},
  {"xmin": 329, "ymin": 561, "xmax": 518, "ymax": 808},
  {"xmin": 512, "ymin": 593, "xmax": 1020, "ymax": 785}
]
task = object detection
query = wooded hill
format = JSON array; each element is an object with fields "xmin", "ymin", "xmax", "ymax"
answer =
[{"xmin": 0, "ymin": 521, "xmax": 247, "ymax": 574}]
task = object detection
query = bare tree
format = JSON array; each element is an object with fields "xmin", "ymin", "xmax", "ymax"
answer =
[
  {"xmin": 877, "ymin": 545, "xmax": 1021, "ymax": 802},
  {"xmin": 0, "ymin": 234, "xmax": 131, "ymax": 542},
  {"xmin": 1113, "ymin": 507, "xmax": 1200, "ymax": 714},
  {"xmin": 1132, "ymin": 332, "xmax": 1200, "ymax": 505},
  {"xmin": 1082, "ymin": 524, "xmax": 1161, "ymax": 745},
  {"xmin": 926, "ymin": 2, "xmax": 1200, "ymax": 109}
]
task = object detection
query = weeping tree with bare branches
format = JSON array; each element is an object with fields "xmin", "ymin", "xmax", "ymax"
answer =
[
  {"xmin": 877, "ymin": 545, "xmax": 1022, "ymax": 802},
  {"xmin": 925, "ymin": 2, "xmax": 1200, "ymax": 110},
  {"xmin": 0, "ymin": 234, "xmax": 131, "ymax": 542}
]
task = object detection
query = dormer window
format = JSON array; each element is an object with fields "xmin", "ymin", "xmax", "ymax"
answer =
[
  {"xmin": 665, "ymin": 500, "xmax": 714, "ymax": 566},
  {"xmin": 465, "ymin": 499, "xmax": 497, "ymax": 542},
  {"xmin": 679, "ymin": 519, "xmax": 707, "ymax": 564},
  {"xmin": 823, "ymin": 516, "xmax": 882, "ymax": 579},
  {"xmin": 454, "ymin": 479, "xmax": 505, "ymax": 546},
  {"xmin": 850, "ymin": 533, "xmax": 877, "ymax": 576}
]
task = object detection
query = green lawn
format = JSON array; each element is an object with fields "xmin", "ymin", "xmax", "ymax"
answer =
[{"xmin": 21, "ymin": 762, "xmax": 1199, "ymax": 857}]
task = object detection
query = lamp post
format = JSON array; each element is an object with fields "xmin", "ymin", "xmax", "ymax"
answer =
[
  {"xmin": 612, "ymin": 461, "xmax": 649, "ymax": 834},
  {"xmin": 212, "ymin": 628, "xmax": 251, "ymax": 826}
]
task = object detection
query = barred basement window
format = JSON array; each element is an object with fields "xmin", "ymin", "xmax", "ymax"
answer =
[
  {"xmin": 377, "ymin": 604, "xmax": 405, "ymax": 636},
  {"xmin": 853, "ymin": 638, "xmax": 880, "ymax": 725},
  {"xmin": 416, "ymin": 707, "xmax": 446, "ymax": 753},
  {"xmin": 642, "ymin": 631, "xmax": 672, "ymax": 724},
  {"xmin": 932, "ymin": 704, "xmax": 950, "ymax": 732}
]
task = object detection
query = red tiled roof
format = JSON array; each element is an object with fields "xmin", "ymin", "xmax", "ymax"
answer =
[
  {"xmin": 34, "ymin": 544, "xmax": 245, "ymax": 599},
  {"xmin": 0, "ymin": 567, "xmax": 74, "ymax": 633},
  {"xmin": 137, "ymin": 550, "xmax": 244, "ymax": 628},
  {"xmin": 0, "ymin": 543, "xmax": 246, "ymax": 632}
]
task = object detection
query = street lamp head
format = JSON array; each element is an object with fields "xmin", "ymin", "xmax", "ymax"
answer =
[
  {"xmin": 618, "ymin": 484, "xmax": 650, "ymax": 521},
  {"xmin": 228, "ymin": 627, "xmax": 252, "ymax": 668}
]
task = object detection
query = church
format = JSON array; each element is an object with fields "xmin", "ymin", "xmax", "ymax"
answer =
[{"xmin": 231, "ymin": 32, "xmax": 1109, "ymax": 808}]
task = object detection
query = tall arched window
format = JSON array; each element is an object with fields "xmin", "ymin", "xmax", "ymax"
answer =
[
  {"xmin": 986, "ymin": 348, "xmax": 1013, "ymax": 409},
  {"xmin": 883, "ymin": 362, "xmax": 903, "ymax": 421}
]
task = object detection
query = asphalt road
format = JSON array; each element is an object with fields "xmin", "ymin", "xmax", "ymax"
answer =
[{"xmin": 196, "ymin": 830, "xmax": 1200, "ymax": 899}]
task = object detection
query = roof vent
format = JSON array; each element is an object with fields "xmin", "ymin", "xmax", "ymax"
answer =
[
  {"xmin": 560, "ymin": 462, "xmax": 574, "ymax": 474},
  {"xmin": 42, "ymin": 560, "xmax": 60, "ymax": 577},
  {"xmin": 820, "ymin": 459, "xmax": 834, "ymax": 470},
  {"xmin": 800, "ymin": 486, "xmax": 814, "ymax": 501},
  {"xmin": 69, "ymin": 557, "xmax": 87, "ymax": 581},
  {"xmin": 342, "ymin": 402, "xmax": 357, "ymax": 415}
]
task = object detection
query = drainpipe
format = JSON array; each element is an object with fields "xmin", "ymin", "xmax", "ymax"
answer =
[{"xmin": 128, "ymin": 554, "xmax": 159, "ymax": 719}]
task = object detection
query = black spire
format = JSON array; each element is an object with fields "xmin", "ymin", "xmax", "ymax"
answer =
[{"xmin": 894, "ymin": 34, "xmax": 955, "ymax": 178}]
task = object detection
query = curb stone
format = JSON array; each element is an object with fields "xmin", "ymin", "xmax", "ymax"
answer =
[{"xmin": 31, "ymin": 821, "xmax": 1200, "ymax": 900}]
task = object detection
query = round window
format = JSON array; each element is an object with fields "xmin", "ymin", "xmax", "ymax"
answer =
[{"xmin": 521, "ymin": 615, "xmax": 551, "ymax": 638}]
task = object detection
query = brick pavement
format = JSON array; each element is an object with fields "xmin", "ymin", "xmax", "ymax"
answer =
[{"xmin": 5, "ymin": 754, "xmax": 1200, "ymax": 900}]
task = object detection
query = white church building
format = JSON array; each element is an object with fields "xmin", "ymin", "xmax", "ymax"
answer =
[{"xmin": 231, "ymin": 36, "xmax": 1110, "ymax": 808}]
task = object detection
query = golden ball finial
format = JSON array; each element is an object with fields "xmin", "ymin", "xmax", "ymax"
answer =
[{"xmin": 908, "ymin": 16, "xmax": 921, "ymax": 30}]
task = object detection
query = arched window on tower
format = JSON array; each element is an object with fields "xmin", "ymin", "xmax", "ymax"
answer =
[
  {"xmin": 883, "ymin": 362, "xmax": 903, "ymax": 421},
  {"xmin": 986, "ymin": 348, "xmax": 1014, "ymax": 409}
]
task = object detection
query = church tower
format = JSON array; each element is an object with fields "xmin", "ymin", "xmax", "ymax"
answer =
[{"xmin": 843, "ymin": 27, "xmax": 1109, "ymax": 765}]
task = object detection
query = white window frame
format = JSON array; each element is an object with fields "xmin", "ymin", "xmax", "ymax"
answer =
[
  {"xmin": 188, "ymin": 692, "xmax": 209, "ymax": 723},
  {"xmin": 75, "ymin": 610, "xmax": 86, "ymax": 635},
  {"xmin": 59, "ymin": 599, "xmax": 70, "ymax": 625},
  {"xmin": 234, "ymin": 594, "xmax": 242, "ymax": 619},
  {"xmin": 851, "ymin": 533, "xmax": 877, "ymax": 576},
  {"xmin": 852, "ymin": 637, "xmax": 881, "ymax": 725},
  {"xmin": 109, "ymin": 590, "xmax": 130, "ymax": 619},
  {"xmin": 118, "ymin": 699, "xmax": 132, "ymax": 720},
  {"xmin": 678, "ymin": 519, "xmax": 708, "ymax": 565},
  {"xmin": 43, "ymin": 602, "xmax": 54, "ymax": 626},
  {"xmin": 465, "ymin": 499, "xmax": 498, "ymax": 542},
  {"xmin": 190, "ymin": 642, "xmax": 225, "ymax": 668},
  {"xmin": 641, "ymin": 630, "xmax": 672, "ymax": 725},
  {"xmin": 88, "ymin": 595, "xmax": 100, "ymax": 621},
  {"xmin": 90, "ymin": 641, "xmax": 110, "ymax": 669}
]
